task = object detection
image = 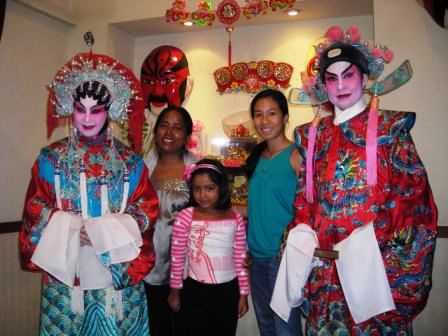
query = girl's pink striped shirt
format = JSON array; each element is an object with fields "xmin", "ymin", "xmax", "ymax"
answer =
[{"xmin": 170, "ymin": 207, "xmax": 249, "ymax": 295}]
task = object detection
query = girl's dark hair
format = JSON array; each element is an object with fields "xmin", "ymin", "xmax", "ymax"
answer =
[
  {"xmin": 73, "ymin": 81, "xmax": 112, "ymax": 109},
  {"xmin": 151, "ymin": 106, "xmax": 193, "ymax": 153},
  {"xmin": 188, "ymin": 158, "xmax": 231, "ymax": 210},
  {"xmin": 245, "ymin": 89, "xmax": 289, "ymax": 179}
]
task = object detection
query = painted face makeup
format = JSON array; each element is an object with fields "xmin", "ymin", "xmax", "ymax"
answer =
[
  {"xmin": 141, "ymin": 46, "xmax": 190, "ymax": 114},
  {"xmin": 324, "ymin": 61, "xmax": 366, "ymax": 111},
  {"xmin": 73, "ymin": 96, "xmax": 108, "ymax": 137}
]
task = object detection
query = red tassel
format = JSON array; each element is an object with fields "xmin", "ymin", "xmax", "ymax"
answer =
[{"xmin": 366, "ymin": 95, "xmax": 379, "ymax": 186}]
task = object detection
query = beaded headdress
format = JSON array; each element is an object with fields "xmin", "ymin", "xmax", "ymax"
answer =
[{"xmin": 46, "ymin": 36, "xmax": 145, "ymax": 153}]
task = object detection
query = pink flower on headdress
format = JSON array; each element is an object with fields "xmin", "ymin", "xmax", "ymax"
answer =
[
  {"xmin": 383, "ymin": 49, "xmax": 394, "ymax": 62},
  {"xmin": 350, "ymin": 32, "xmax": 361, "ymax": 43},
  {"xmin": 183, "ymin": 164, "xmax": 196, "ymax": 181},
  {"xmin": 347, "ymin": 25, "xmax": 361, "ymax": 42},
  {"xmin": 372, "ymin": 47, "xmax": 383, "ymax": 58},
  {"xmin": 325, "ymin": 26, "xmax": 343, "ymax": 43},
  {"xmin": 303, "ymin": 76, "xmax": 317, "ymax": 93},
  {"xmin": 347, "ymin": 25, "xmax": 360, "ymax": 36}
]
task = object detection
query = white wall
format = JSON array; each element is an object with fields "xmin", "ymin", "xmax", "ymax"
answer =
[
  {"xmin": 0, "ymin": 0, "xmax": 72, "ymax": 221},
  {"xmin": 0, "ymin": 1, "xmax": 72, "ymax": 334}
]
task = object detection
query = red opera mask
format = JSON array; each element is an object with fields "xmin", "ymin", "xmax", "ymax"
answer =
[{"xmin": 141, "ymin": 45, "xmax": 190, "ymax": 113}]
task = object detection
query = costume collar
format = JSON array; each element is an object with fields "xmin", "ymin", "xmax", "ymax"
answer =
[{"xmin": 333, "ymin": 98, "xmax": 367, "ymax": 125}]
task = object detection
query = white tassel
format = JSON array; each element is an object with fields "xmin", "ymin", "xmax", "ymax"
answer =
[
  {"xmin": 105, "ymin": 287, "xmax": 113, "ymax": 317},
  {"xmin": 100, "ymin": 172, "xmax": 109, "ymax": 215},
  {"xmin": 115, "ymin": 289, "xmax": 124, "ymax": 320},
  {"xmin": 119, "ymin": 169, "xmax": 129, "ymax": 214},
  {"xmin": 54, "ymin": 162, "xmax": 62, "ymax": 209},
  {"xmin": 79, "ymin": 161, "xmax": 88, "ymax": 220},
  {"xmin": 70, "ymin": 286, "xmax": 84, "ymax": 315},
  {"xmin": 104, "ymin": 287, "xmax": 124, "ymax": 320}
]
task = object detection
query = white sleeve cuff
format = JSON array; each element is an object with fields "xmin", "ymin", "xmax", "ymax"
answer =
[
  {"xmin": 31, "ymin": 211, "xmax": 82, "ymax": 287},
  {"xmin": 85, "ymin": 213, "xmax": 143, "ymax": 264},
  {"xmin": 270, "ymin": 224, "xmax": 318, "ymax": 322},
  {"xmin": 335, "ymin": 221, "xmax": 396, "ymax": 323}
]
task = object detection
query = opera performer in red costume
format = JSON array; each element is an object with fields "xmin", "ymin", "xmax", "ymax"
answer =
[
  {"xmin": 19, "ymin": 43, "xmax": 159, "ymax": 335},
  {"xmin": 271, "ymin": 25, "xmax": 437, "ymax": 335}
]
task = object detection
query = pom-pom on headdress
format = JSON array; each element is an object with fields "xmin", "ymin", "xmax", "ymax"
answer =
[{"xmin": 46, "ymin": 32, "xmax": 146, "ymax": 153}]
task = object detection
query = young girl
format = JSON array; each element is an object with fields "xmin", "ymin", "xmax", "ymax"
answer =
[{"xmin": 168, "ymin": 158, "xmax": 249, "ymax": 336}]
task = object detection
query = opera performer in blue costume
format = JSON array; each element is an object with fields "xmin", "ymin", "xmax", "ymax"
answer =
[{"xmin": 19, "ymin": 39, "xmax": 159, "ymax": 335}]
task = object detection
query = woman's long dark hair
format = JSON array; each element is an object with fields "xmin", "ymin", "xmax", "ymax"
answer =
[
  {"xmin": 245, "ymin": 89, "xmax": 289, "ymax": 179},
  {"xmin": 188, "ymin": 158, "xmax": 231, "ymax": 210}
]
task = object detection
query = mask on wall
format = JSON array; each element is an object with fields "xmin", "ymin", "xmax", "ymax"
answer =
[{"xmin": 140, "ymin": 45, "xmax": 193, "ymax": 115}]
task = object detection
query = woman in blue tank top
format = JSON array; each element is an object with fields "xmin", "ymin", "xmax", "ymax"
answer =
[{"xmin": 245, "ymin": 89, "xmax": 303, "ymax": 336}]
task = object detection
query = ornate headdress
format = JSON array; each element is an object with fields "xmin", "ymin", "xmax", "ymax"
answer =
[
  {"xmin": 46, "ymin": 39, "xmax": 145, "ymax": 153},
  {"xmin": 291, "ymin": 26, "xmax": 413, "ymax": 203},
  {"xmin": 297, "ymin": 25, "xmax": 395, "ymax": 104}
]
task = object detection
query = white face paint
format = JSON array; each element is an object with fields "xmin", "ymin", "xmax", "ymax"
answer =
[
  {"xmin": 72, "ymin": 96, "xmax": 108, "ymax": 137},
  {"xmin": 324, "ymin": 61, "xmax": 367, "ymax": 111}
]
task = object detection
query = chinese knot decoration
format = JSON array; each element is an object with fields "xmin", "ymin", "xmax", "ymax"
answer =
[{"xmin": 165, "ymin": 0, "xmax": 296, "ymax": 26}]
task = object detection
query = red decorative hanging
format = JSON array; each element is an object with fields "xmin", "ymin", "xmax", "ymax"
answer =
[
  {"xmin": 165, "ymin": 0, "xmax": 297, "ymax": 27},
  {"xmin": 214, "ymin": 60, "xmax": 293, "ymax": 94},
  {"xmin": 216, "ymin": 0, "xmax": 241, "ymax": 25},
  {"xmin": 191, "ymin": 2, "xmax": 215, "ymax": 26},
  {"xmin": 269, "ymin": 0, "xmax": 295, "ymax": 11},
  {"xmin": 243, "ymin": 0, "xmax": 269, "ymax": 19},
  {"xmin": 165, "ymin": 0, "xmax": 190, "ymax": 23}
]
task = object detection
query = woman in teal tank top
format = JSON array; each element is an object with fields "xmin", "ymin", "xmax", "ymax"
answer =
[{"xmin": 245, "ymin": 89, "xmax": 303, "ymax": 336}]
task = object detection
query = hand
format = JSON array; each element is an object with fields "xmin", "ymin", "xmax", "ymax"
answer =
[
  {"xmin": 168, "ymin": 289, "xmax": 181, "ymax": 312},
  {"xmin": 80, "ymin": 226, "xmax": 92, "ymax": 246},
  {"xmin": 243, "ymin": 251, "xmax": 252, "ymax": 269},
  {"xmin": 278, "ymin": 229, "xmax": 289, "ymax": 260},
  {"xmin": 238, "ymin": 295, "xmax": 249, "ymax": 318}
]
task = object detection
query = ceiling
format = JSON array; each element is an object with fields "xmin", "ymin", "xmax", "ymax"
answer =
[{"xmin": 113, "ymin": 0, "xmax": 373, "ymax": 37}]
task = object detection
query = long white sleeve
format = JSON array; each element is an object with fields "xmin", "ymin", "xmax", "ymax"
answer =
[
  {"xmin": 334, "ymin": 221, "xmax": 395, "ymax": 323},
  {"xmin": 270, "ymin": 224, "xmax": 318, "ymax": 322},
  {"xmin": 84, "ymin": 213, "xmax": 142, "ymax": 264},
  {"xmin": 31, "ymin": 211, "xmax": 83, "ymax": 287}
]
